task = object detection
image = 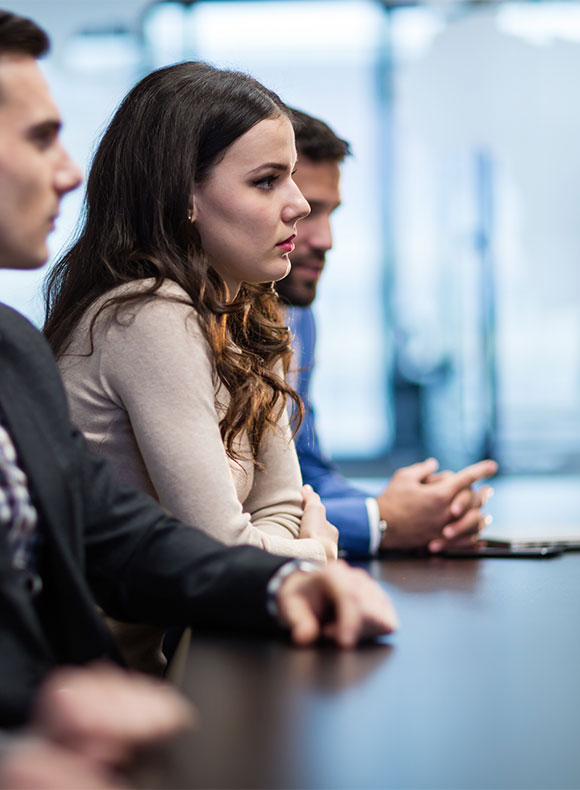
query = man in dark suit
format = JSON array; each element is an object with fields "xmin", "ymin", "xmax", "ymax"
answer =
[
  {"xmin": 0, "ymin": 11, "xmax": 397, "ymax": 785},
  {"xmin": 278, "ymin": 109, "xmax": 497, "ymax": 557}
]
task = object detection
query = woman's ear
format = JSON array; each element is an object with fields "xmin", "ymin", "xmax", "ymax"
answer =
[{"xmin": 187, "ymin": 197, "xmax": 198, "ymax": 224}]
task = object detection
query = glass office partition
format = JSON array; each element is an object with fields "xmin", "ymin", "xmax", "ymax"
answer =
[{"xmin": 389, "ymin": 2, "xmax": 580, "ymax": 471}]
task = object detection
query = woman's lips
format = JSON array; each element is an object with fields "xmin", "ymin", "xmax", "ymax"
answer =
[{"xmin": 276, "ymin": 234, "xmax": 296, "ymax": 253}]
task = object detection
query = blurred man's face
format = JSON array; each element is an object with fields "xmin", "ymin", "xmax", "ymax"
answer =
[
  {"xmin": 0, "ymin": 54, "xmax": 81, "ymax": 270},
  {"xmin": 276, "ymin": 157, "xmax": 341, "ymax": 306}
]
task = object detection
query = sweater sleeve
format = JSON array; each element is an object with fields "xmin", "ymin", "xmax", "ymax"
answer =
[{"xmin": 96, "ymin": 292, "xmax": 326, "ymax": 563}]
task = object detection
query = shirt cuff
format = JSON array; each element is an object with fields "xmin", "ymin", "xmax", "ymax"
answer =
[
  {"xmin": 266, "ymin": 559, "xmax": 322, "ymax": 622},
  {"xmin": 365, "ymin": 497, "xmax": 384, "ymax": 555}
]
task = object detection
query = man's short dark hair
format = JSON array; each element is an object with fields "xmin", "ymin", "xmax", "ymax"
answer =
[
  {"xmin": 290, "ymin": 108, "xmax": 351, "ymax": 163},
  {"xmin": 0, "ymin": 10, "xmax": 49, "ymax": 59}
]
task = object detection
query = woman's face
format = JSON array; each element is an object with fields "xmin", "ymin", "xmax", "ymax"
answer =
[{"xmin": 193, "ymin": 114, "xmax": 310, "ymax": 299}]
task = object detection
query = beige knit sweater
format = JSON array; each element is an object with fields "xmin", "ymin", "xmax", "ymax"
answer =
[
  {"xmin": 59, "ymin": 279, "xmax": 326, "ymax": 560},
  {"xmin": 58, "ymin": 280, "xmax": 326, "ymax": 671}
]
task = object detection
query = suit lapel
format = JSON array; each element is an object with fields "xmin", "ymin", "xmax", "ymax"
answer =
[
  {"xmin": 0, "ymin": 358, "xmax": 74, "ymax": 657},
  {"xmin": 0, "ymin": 334, "xmax": 125, "ymax": 665},
  {"xmin": 0, "ymin": 520, "xmax": 54, "ymax": 657},
  {"xmin": 0, "ymin": 360, "xmax": 77, "ymax": 554}
]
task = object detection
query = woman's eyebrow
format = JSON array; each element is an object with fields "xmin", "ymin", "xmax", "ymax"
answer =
[{"xmin": 248, "ymin": 162, "xmax": 288, "ymax": 175}]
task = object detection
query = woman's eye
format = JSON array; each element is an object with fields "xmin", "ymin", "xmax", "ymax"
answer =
[
  {"xmin": 29, "ymin": 127, "xmax": 57, "ymax": 151},
  {"xmin": 254, "ymin": 174, "xmax": 278, "ymax": 190}
]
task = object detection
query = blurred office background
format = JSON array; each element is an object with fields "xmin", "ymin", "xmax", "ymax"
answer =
[{"xmin": 3, "ymin": 0, "xmax": 580, "ymax": 478}]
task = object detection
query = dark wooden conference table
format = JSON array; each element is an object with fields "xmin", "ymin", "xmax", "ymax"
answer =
[{"xmin": 154, "ymin": 477, "xmax": 580, "ymax": 790}]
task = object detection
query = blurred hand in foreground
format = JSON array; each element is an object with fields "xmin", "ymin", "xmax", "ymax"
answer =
[{"xmin": 0, "ymin": 663, "xmax": 195, "ymax": 789}]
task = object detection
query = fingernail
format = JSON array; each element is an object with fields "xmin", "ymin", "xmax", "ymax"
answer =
[
  {"xmin": 443, "ymin": 526, "xmax": 456, "ymax": 539},
  {"xmin": 481, "ymin": 487, "xmax": 494, "ymax": 505},
  {"xmin": 451, "ymin": 503, "xmax": 462, "ymax": 517},
  {"xmin": 429, "ymin": 540, "xmax": 444, "ymax": 552},
  {"xmin": 484, "ymin": 514, "xmax": 493, "ymax": 526}
]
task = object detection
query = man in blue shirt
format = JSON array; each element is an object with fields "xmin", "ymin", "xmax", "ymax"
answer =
[{"xmin": 277, "ymin": 109, "xmax": 497, "ymax": 557}]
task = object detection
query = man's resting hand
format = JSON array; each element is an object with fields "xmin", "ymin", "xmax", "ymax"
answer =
[
  {"xmin": 277, "ymin": 559, "xmax": 399, "ymax": 647},
  {"xmin": 377, "ymin": 458, "xmax": 497, "ymax": 552}
]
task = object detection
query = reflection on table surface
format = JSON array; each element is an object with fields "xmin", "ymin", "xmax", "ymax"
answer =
[{"xmin": 149, "ymin": 477, "xmax": 580, "ymax": 790}]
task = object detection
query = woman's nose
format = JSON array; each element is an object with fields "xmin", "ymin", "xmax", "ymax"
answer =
[{"xmin": 283, "ymin": 181, "xmax": 311, "ymax": 223}]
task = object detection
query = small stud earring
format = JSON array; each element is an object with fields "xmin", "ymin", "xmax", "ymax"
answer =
[{"xmin": 187, "ymin": 210, "xmax": 194, "ymax": 223}]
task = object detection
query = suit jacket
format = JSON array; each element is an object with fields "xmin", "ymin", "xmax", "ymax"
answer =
[
  {"xmin": 0, "ymin": 304, "xmax": 287, "ymax": 728},
  {"xmin": 288, "ymin": 306, "xmax": 374, "ymax": 557}
]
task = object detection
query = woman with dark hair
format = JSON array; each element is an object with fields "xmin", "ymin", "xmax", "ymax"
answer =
[{"xmin": 44, "ymin": 62, "xmax": 338, "ymax": 671}]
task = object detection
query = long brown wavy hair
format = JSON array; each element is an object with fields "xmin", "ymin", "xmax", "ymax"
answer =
[{"xmin": 44, "ymin": 61, "xmax": 303, "ymax": 462}]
